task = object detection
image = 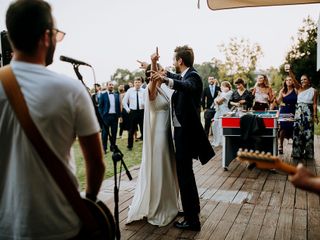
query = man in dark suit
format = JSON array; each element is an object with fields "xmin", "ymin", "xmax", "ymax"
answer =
[
  {"xmin": 201, "ymin": 76, "xmax": 220, "ymax": 136},
  {"xmin": 99, "ymin": 81, "xmax": 121, "ymax": 153},
  {"xmin": 91, "ymin": 83, "xmax": 104, "ymax": 129},
  {"xmin": 153, "ymin": 45, "xmax": 215, "ymax": 231}
]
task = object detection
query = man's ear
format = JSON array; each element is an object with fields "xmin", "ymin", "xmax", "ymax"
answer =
[
  {"xmin": 40, "ymin": 30, "xmax": 51, "ymax": 48},
  {"xmin": 178, "ymin": 58, "xmax": 183, "ymax": 65}
]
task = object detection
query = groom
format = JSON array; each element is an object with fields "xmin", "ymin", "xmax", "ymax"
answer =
[{"xmin": 155, "ymin": 45, "xmax": 215, "ymax": 231}]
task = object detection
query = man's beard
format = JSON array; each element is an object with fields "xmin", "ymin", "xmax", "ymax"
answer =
[
  {"xmin": 45, "ymin": 38, "xmax": 55, "ymax": 66},
  {"xmin": 175, "ymin": 65, "xmax": 181, "ymax": 74}
]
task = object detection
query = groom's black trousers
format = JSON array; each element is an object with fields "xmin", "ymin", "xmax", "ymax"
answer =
[{"xmin": 174, "ymin": 127, "xmax": 200, "ymax": 221}]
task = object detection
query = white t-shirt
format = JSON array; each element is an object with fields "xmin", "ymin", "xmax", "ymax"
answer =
[{"xmin": 0, "ymin": 61, "xmax": 100, "ymax": 239}]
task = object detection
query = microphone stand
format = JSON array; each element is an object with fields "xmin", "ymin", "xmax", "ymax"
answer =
[
  {"xmin": 111, "ymin": 140, "xmax": 132, "ymax": 240},
  {"xmin": 73, "ymin": 64, "xmax": 86, "ymax": 88},
  {"xmin": 71, "ymin": 64, "xmax": 132, "ymax": 239}
]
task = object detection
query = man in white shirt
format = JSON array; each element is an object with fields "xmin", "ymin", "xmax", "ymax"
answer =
[
  {"xmin": 122, "ymin": 77, "xmax": 145, "ymax": 150},
  {"xmin": 0, "ymin": 1, "xmax": 105, "ymax": 239}
]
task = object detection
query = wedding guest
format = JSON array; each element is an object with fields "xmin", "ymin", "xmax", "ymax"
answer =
[
  {"xmin": 211, "ymin": 81, "xmax": 233, "ymax": 147},
  {"xmin": 229, "ymin": 78, "xmax": 253, "ymax": 110},
  {"xmin": 275, "ymin": 74, "xmax": 298, "ymax": 154},
  {"xmin": 290, "ymin": 71, "xmax": 318, "ymax": 161},
  {"xmin": 99, "ymin": 81, "xmax": 121, "ymax": 153},
  {"xmin": 201, "ymin": 76, "xmax": 220, "ymax": 136},
  {"xmin": 122, "ymin": 77, "xmax": 145, "ymax": 150},
  {"xmin": 252, "ymin": 74, "xmax": 274, "ymax": 111}
]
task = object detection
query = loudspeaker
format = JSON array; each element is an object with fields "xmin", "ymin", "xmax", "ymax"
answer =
[{"xmin": 0, "ymin": 31, "xmax": 13, "ymax": 67}]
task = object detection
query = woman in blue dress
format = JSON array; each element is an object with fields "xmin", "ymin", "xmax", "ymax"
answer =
[{"xmin": 276, "ymin": 75, "xmax": 298, "ymax": 154}]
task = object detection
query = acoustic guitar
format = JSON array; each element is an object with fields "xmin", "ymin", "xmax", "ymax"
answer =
[
  {"xmin": 236, "ymin": 148, "xmax": 297, "ymax": 175},
  {"xmin": 81, "ymin": 198, "xmax": 116, "ymax": 239}
]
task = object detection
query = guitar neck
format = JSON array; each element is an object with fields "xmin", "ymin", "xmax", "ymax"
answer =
[{"xmin": 277, "ymin": 161, "xmax": 297, "ymax": 175}]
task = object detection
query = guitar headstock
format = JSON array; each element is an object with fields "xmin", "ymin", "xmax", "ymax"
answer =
[
  {"xmin": 236, "ymin": 148, "xmax": 297, "ymax": 174},
  {"xmin": 236, "ymin": 148, "xmax": 281, "ymax": 170}
]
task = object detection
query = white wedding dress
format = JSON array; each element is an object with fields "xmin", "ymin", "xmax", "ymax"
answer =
[{"xmin": 127, "ymin": 84, "xmax": 179, "ymax": 227}]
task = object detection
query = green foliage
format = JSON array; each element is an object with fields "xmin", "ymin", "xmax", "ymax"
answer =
[
  {"xmin": 217, "ymin": 37, "xmax": 264, "ymax": 87},
  {"xmin": 269, "ymin": 67, "xmax": 283, "ymax": 94},
  {"xmin": 194, "ymin": 62, "xmax": 219, "ymax": 88},
  {"xmin": 282, "ymin": 16, "xmax": 318, "ymax": 88},
  {"xmin": 112, "ymin": 68, "xmax": 134, "ymax": 85}
]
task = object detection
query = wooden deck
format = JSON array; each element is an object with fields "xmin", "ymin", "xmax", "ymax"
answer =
[{"xmin": 98, "ymin": 136, "xmax": 320, "ymax": 240}]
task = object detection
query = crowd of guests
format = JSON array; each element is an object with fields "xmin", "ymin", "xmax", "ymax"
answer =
[
  {"xmin": 93, "ymin": 64, "xmax": 319, "ymax": 162},
  {"xmin": 202, "ymin": 66, "xmax": 318, "ymax": 162},
  {"xmin": 91, "ymin": 77, "xmax": 147, "ymax": 154}
]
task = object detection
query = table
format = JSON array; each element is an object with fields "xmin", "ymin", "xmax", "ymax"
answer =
[{"xmin": 221, "ymin": 111, "xmax": 279, "ymax": 170}]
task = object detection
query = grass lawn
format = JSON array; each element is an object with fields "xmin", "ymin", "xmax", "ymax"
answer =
[{"xmin": 73, "ymin": 132, "xmax": 142, "ymax": 190}]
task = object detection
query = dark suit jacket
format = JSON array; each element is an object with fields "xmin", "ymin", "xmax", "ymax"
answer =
[
  {"xmin": 201, "ymin": 84, "xmax": 221, "ymax": 109},
  {"xmin": 98, "ymin": 92, "xmax": 121, "ymax": 122},
  {"xmin": 167, "ymin": 68, "xmax": 215, "ymax": 165}
]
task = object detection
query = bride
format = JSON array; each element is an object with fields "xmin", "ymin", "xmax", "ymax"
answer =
[{"xmin": 127, "ymin": 52, "xmax": 179, "ymax": 226}]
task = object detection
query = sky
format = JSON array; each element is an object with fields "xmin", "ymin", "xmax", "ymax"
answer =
[{"xmin": 0, "ymin": 0, "xmax": 320, "ymax": 87}]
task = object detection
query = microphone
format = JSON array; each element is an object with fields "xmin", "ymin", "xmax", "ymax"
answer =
[{"xmin": 60, "ymin": 55, "xmax": 91, "ymax": 67}]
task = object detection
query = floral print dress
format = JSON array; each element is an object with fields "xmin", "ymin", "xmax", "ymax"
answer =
[{"xmin": 292, "ymin": 87, "xmax": 316, "ymax": 160}]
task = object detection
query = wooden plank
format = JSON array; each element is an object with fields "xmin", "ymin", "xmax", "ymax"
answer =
[
  {"xmin": 256, "ymin": 191, "xmax": 272, "ymax": 206},
  {"xmin": 281, "ymin": 181, "xmax": 295, "ymax": 208},
  {"xmin": 269, "ymin": 180, "xmax": 286, "ymax": 207},
  {"xmin": 307, "ymin": 191, "xmax": 320, "ymax": 209},
  {"xmin": 195, "ymin": 202, "xmax": 230, "ymax": 240},
  {"xmin": 208, "ymin": 220, "xmax": 234, "ymax": 240},
  {"xmin": 274, "ymin": 208, "xmax": 293, "ymax": 240},
  {"xmin": 224, "ymin": 223, "xmax": 247, "ymax": 240},
  {"xmin": 234, "ymin": 204, "xmax": 254, "ymax": 225},
  {"xmin": 242, "ymin": 223, "xmax": 262, "ymax": 240},
  {"xmin": 291, "ymin": 208, "xmax": 307, "ymax": 240},
  {"xmin": 248, "ymin": 205, "xmax": 267, "ymax": 226},
  {"xmin": 308, "ymin": 208, "xmax": 320, "ymax": 239},
  {"xmin": 295, "ymin": 188, "xmax": 307, "ymax": 210},
  {"xmin": 258, "ymin": 206, "xmax": 280, "ymax": 240}
]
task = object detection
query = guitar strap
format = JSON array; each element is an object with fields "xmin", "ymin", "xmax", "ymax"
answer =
[{"xmin": 0, "ymin": 66, "xmax": 100, "ymax": 236}]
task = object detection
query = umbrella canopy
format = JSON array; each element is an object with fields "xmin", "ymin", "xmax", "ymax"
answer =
[{"xmin": 207, "ymin": 0, "xmax": 320, "ymax": 10}]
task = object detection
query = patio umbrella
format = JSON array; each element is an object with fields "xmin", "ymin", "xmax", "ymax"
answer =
[{"xmin": 207, "ymin": 0, "xmax": 320, "ymax": 10}]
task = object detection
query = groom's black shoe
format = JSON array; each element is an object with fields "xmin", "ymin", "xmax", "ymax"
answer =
[
  {"xmin": 174, "ymin": 220, "xmax": 201, "ymax": 231},
  {"xmin": 177, "ymin": 211, "xmax": 184, "ymax": 217}
]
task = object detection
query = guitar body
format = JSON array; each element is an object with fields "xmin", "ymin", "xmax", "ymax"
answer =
[{"xmin": 81, "ymin": 198, "xmax": 116, "ymax": 239}]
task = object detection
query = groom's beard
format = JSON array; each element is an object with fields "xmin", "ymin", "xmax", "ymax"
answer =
[{"xmin": 175, "ymin": 66, "xmax": 181, "ymax": 74}]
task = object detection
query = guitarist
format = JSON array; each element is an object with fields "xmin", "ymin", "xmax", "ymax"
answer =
[{"xmin": 0, "ymin": 1, "xmax": 105, "ymax": 239}]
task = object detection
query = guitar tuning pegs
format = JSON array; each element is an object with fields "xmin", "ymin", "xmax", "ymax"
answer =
[
  {"xmin": 249, "ymin": 149, "xmax": 254, "ymax": 153},
  {"xmin": 261, "ymin": 151, "xmax": 265, "ymax": 155},
  {"xmin": 244, "ymin": 149, "xmax": 248, "ymax": 152},
  {"xmin": 266, "ymin": 152, "xmax": 272, "ymax": 156},
  {"xmin": 239, "ymin": 148, "xmax": 243, "ymax": 152},
  {"xmin": 255, "ymin": 150, "xmax": 260, "ymax": 154}
]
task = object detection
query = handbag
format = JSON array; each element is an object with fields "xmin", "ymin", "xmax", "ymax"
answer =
[{"xmin": 0, "ymin": 66, "xmax": 115, "ymax": 239}]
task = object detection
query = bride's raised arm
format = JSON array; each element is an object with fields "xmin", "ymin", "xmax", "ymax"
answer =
[{"xmin": 148, "ymin": 50, "xmax": 160, "ymax": 101}]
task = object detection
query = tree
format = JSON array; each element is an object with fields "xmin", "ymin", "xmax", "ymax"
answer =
[
  {"xmin": 218, "ymin": 37, "xmax": 263, "ymax": 87},
  {"xmin": 283, "ymin": 16, "xmax": 318, "ymax": 88},
  {"xmin": 194, "ymin": 62, "xmax": 219, "ymax": 88},
  {"xmin": 112, "ymin": 68, "xmax": 134, "ymax": 85}
]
